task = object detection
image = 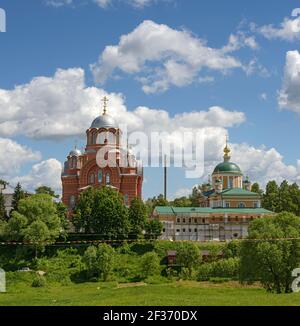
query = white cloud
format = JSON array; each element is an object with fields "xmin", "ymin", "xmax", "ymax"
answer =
[
  {"xmin": 260, "ymin": 92, "xmax": 267, "ymax": 101},
  {"xmin": 0, "ymin": 68, "xmax": 245, "ymax": 140},
  {"xmin": 278, "ymin": 50, "xmax": 300, "ymax": 115},
  {"xmin": 255, "ymin": 16, "xmax": 300, "ymax": 41},
  {"xmin": 0, "ymin": 138, "xmax": 41, "ymax": 177},
  {"xmin": 12, "ymin": 159, "xmax": 63, "ymax": 194},
  {"xmin": 93, "ymin": 0, "xmax": 111, "ymax": 8},
  {"xmin": 91, "ymin": 20, "xmax": 246, "ymax": 93},
  {"xmin": 46, "ymin": 0, "xmax": 73, "ymax": 7}
]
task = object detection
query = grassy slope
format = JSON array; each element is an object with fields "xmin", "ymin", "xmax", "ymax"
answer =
[{"xmin": 1, "ymin": 281, "xmax": 300, "ymax": 306}]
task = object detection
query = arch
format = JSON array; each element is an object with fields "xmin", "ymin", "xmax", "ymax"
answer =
[
  {"xmin": 89, "ymin": 173, "xmax": 95, "ymax": 184},
  {"xmin": 98, "ymin": 170, "xmax": 103, "ymax": 184}
]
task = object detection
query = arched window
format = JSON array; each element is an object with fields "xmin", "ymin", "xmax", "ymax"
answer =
[
  {"xmin": 69, "ymin": 195, "xmax": 76, "ymax": 209},
  {"xmin": 238, "ymin": 202, "xmax": 245, "ymax": 208},
  {"xmin": 105, "ymin": 173, "xmax": 111, "ymax": 185},
  {"xmin": 98, "ymin": 170, "xmax": 103, "ymax": 183},
  {"xmin": 124, "ymin": 194, "xmax": 129, "ymax": 206},
  {"xmin": 92, "ymin": 133, "xmax": 97, "ymax": 144},
  {"xmin": 89, "ymin": 173, "xmax": 95, "ymax": 184}
]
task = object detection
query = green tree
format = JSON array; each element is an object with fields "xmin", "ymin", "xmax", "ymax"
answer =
[
  {"xmin": 3, "ymin": 194, "xmax": 68, "ymax": 257},
  {"xmin": 140, "ymin": 252, "xmax": 160, "ymax": 279},
  {"xmin": 91, "ymin": 187, "xmax": 129, "ymax": 239},
  {"xmin": 240, "ymin": 212, "xmax": 300, "ymax": 293},
  {"xmin": 278, "ymin": 180, "xmax": 296, "ymax": 213},
  {"xmin": 145, "ymin": 194, "xmax": 169, "ymax": 213},
  {"xmin": 83, "ymin": 244, "xmax": 115, "ymax": 281},
  {"xmin": 73, "ymin": 187, "xmax": 95, "ymax": 233},
  {"xmin": 24, "ymin": 220, "xmax": 50, "ymax": 258},
  {"xmin": 262, "ymin": 181, "xmax": 279, "ymax": 212},
  {"xmin": 177, "ymin": 242, "xmax": 201, "ymax": 278},
  {"xmin": 171, "ymin": 196, "xmax": 193, "ymax": 207},
  {"xmin": 144, "ymin": 219, "xmax": 163, "ymax": 240},
  {"xmin": 35, "ymin": 186, "xmax": 59, "ymax": 198},
  {"xmin": 11, "ymin": 182, "xmax": 25, "ymax": 212},
  {"xmin": 128, "ymin": 197, "xmax": 148, "ymax": 239},
  {"xmin": 251, "ymin": 182, "xmax": 264, "ymax": 196}
]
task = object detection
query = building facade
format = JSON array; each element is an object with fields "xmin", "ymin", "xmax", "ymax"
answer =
[
  {"xmin": 153, "ymin": 142, "xmax": 273, "ymax": 241},
  {"xmin": 61, "ymin": 97, "xmax": 143, "ymax": 209}
]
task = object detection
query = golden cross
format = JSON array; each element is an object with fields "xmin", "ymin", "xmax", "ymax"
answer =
[{"xmin": 102, "ymin": 96, "xmax": 109, "ymax": 115}]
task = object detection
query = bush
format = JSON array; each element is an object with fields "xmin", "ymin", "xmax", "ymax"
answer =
[
  {"xmin": 196, "ymin": 258, "xmax": 240, "ymax": 281},
  {"xmin": 31, "ymin": 276, "xmax": 47, "ymax": 287},
  {"xmin": 140, "ymin": 252, "xmax": 160, "ymax": 279},
  {"xmin": 223, "ymin": 240, "xmax": 241, "ymax": 258},
  {"xmin": 36, "ymin": 248, "xmax": 83, "ymax": 284}
]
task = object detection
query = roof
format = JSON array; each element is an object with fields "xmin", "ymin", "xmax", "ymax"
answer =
[
  {"xmin": 221, "ymin": 188, "xmax": 260, "ymax": 197},
  {"xmin": 154, "ymin": 206, "xmax": 273, "ymax": 215},
  {"xmin": 213, "ymin": 161, "xmax": 242, "ymax": 174},
  {"xmin": 90, "ymin": 113, "xmax": 116, "ymax": 129}
]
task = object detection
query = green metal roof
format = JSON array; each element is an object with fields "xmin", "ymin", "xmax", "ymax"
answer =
[
  {"xmin": 213, "ymin": 161, "xmax": 242, "ymax": 174},
  {"xmin": 221, "ymin": 188, "xmax": 260, "ymax": 197},
  {"xmin": 154, "ymin": 206, "xmax": 273, "ymax": 215}
]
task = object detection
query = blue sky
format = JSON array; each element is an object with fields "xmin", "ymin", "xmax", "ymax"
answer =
[{"xmin": 1, "ymin": 0, "xmax": 300, "ymax": 199}]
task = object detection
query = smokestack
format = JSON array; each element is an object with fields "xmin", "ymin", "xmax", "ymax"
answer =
[{"xmin": 164, "ymin": 155, "xmax": 167, "ymax": 200}]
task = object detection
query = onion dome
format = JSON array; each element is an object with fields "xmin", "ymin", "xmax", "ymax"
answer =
[
  {"xmin": 69, "ymin": 146, "xmax": 82, "ymax": 157},
  {"xmin": 90, "ymin": 96, "xmax": 116, "ymax": 129}
]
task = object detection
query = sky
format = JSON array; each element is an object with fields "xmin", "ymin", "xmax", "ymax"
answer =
[{"xmin": 1, "ymin": 0, "xmax": 300, "ymax": 199}]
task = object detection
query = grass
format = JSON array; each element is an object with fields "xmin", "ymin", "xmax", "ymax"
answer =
[{"xmin": 1, "ymin": 280, "xmax": 300, "ymax": 306}]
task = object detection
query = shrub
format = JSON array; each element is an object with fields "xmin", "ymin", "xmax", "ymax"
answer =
[
  {"xmin": 31, "ymin": 276, "xmax": 47, "ymax": 288},
  {"xmin": 197, "ymin": 264, "xmax": 213, "ymax": 281},
  {"xmin": 177, "ymin": 242, "xmax": 201, "ymax": 278},
  {"xmin": 140, "ymin": 252, "xmax": 160, "ymax": 279}
]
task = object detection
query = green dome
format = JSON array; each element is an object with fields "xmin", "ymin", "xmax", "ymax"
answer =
[{"xmin": 213, "ymin": 161, "xmax": 242, "ymax": 174}]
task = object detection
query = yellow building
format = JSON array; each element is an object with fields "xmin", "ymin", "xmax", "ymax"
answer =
[{"xmin": 153, "ymin": 142, "xmax": 273, "ymax": 241}]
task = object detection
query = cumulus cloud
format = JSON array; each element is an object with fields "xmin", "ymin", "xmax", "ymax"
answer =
[
  {"xmin": 91, "ymin": 20, "xmax": 249, "ymax": 93},
  {"xmin": 0, "ymin": 138, "xmax": 41, "ymax": 177},
  {"xmin": 0, "ymin": 67, "xmax": 245, "ymax": 140},
  {"xmin": 254, "ymin": 15, "xmax": 300, "ymax": 41},
  {"xmin": 12, "ymin": 159, "xmax": 63, "ymax": 193},
  {"xmin": 278, "ymin": 50, "xmax": 300, "ymax": 115}
]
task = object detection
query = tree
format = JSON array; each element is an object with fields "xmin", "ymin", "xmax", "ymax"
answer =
[
  {"xmin": 73, "ymin": 187, "xmax": 95, "ymax": 233},
  {"xmin": 3, "ymin": 194, "xmax": 68, "ymax": 257},
  {"xmin": 23, "ymin": 220, "xmax": 50, "ymax": 258},
  {"xmin": 74, "ymin": 187, "xmax": 129, "ymax": 239},
  {"xmin": 35, "ymin": 186, "xmax": 59, "ymax": 198},
  {"xmin": 140, "ymin": 252, "xmax": 160, "ymax": 279},
  {"xmin": 128, "ymin": 198, "xmax": 148, "ymax": 239},
  {"xmin": 176, "ymin": 242, "xmax": 201, "ymax": 278},
  {"xmin": 240, "ymin": 212, "xmax": 300, "ymax": 293},
  {"xmin": 83, "ymin": 244, "xmax": 115, "ymax": 281},
  {"xmin": 144, "ymin": 219, "xmax": 163, "ymax": 240},
  {"xmin": 262, "ymin": 181, "xmax": 279, "ymax": 212},
  {"xmin": 11, "ymin": 182, "xmax": 25, "ymax": 212},
  {"xmin": 145, "ymin": 194, "xmax": 169, "ymax": 213},
  {"xmin": 171, "ymin": 196, "xmax": 193, "ymax": 207},
  {"xmin": 251, "ymin": 182, "xmax": 263, "ymax": 196}
]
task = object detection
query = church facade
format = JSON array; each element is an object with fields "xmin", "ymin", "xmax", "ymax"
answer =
[
  {"xmin": 153, "ymin": 142, "xmax": 273, "ymax": 241},
  {"xmin": 61, "ymin": 97, "xmax": 143, "ymax": 210}
]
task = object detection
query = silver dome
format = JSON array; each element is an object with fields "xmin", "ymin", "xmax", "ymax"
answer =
[
  {"xmin": 69, "ymin": 148, "xmax": 82, "ymax": 157},
  {"xmin": 90, "ymin": 114, "xmax": 116, "ymax": 129}
]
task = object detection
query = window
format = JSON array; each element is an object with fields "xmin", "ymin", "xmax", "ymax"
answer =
[
  {"xmin": 105, "ymin": 173, "xmax": 111, "ymax": 185},
  {"xmin": 92, "ymin": 133, "xmax": 97, "ymax": 144},
  {"xmin": 189, "ymin": 229, "xmax": 192, "ymax": 232},
  {"xmin": 253, "ymin": 201, "xmax": 259, "ymax": 208},
  {"xmin": 124, "ymin": 194, "xmax": 129, "ymax": 206},
  {"xmin": 98, "ymin": 170, "xmax": 103, "ymax": 183},
  {"xmin": 182, "ymin": 228, "xmax": 186, "ymax": 232},
  {"xmin": 194, "ymin": 228, "xmax": 197, "ymax": 232},
  {"xmin": 163, "ymin": 228, "xmax": 166, "ymax": 233},
  {"xmin": 228, "ymin": 178, "xmax": 233, "ymax": 189},
  {"xmin": 188, "ymin": 218, "xmax": 191, "ymax": 223},
  {"xmin": 176, "ymin": 229, "xmax": 180, "ymax": 233},
  {"xmin": 89, "ymin": 173, "xmax": 95, "ymax": 184},
  {"xmin": 177, "ymin": 218, "xmax": 180, "ymax": 223},
  {"xmin": 202, "ymin": 218, "xmax": 205, "ymax": 223},
  {"xmin": 183, "ymin": 218, "xmax": 186, "ymax": 223},
  {"xmin": 69, "ymin": 195, "xmax": 76, "ymax": 209},
  {"xmin": 194, "ymin": 218, "xmax": 197, "ymax": 223},
  {"xmin": 238, "ymin": 202, "xmax": 245, "ymax": 208},
  {"xmin": 225, "ymin": 202, "xmax": 230, "ymax": 208}
]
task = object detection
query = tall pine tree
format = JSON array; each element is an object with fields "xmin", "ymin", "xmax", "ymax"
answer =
[{"xmin": 12, "ymin": 182, "xmax": 25, "ymax": 212}]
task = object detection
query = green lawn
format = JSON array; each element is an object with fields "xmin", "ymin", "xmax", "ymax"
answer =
[{"xmin": 1, "ymin": 281, "xmax": 300, "ymax": 306}]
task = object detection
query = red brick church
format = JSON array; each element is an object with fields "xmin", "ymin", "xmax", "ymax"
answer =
[{"xmin": 61, "ymin": 97, "xmax": 143, "ymax": 209}]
